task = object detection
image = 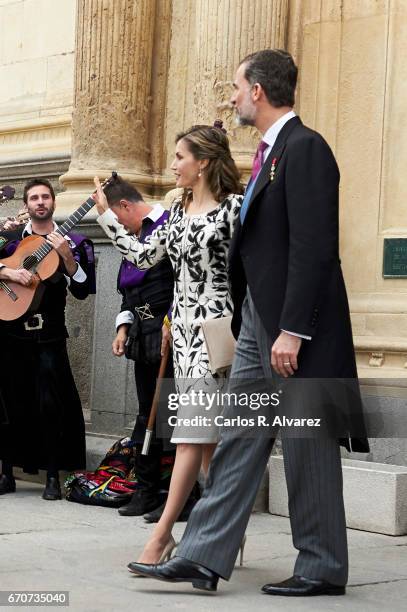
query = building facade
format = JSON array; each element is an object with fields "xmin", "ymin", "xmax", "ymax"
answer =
[{"xmin": 1, "ymin": 0, "xmax": 406, "ymax": 466}]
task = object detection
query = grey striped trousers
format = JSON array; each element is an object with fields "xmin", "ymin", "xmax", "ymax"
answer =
[{"xmin": 176, "ymin": 289, "xmax": 348, "ymax": 584}]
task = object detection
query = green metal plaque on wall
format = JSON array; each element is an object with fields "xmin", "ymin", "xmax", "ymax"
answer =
[{"xmin": 383, "ymin": 238, "xmax": 407, "ymax": 278}]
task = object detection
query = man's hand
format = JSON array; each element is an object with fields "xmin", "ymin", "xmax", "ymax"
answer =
[
  {"xmin": 271, "ymin": 331, "xmax": 302, "ymax": 378},
  {"xmin": 161, "ymin": 322, "xmax": 172, "ymax": 356},
  {"xmin": 46, "ymin": 232, "xmax": 77, "ymax": 276},
  {"xmin": 93, "ymin": 177, "xmax": 109, "ymax": 215},
  {"xmin": 113, "ymin": 325, "xmax": 128, "ymax": 356},
  {"xmin": 0, "ymin": 267, "xmax": 33, "ymax": 286},
  {"xmin": 2, "ymin": 218, "xmax": 20, "ymax": 231}
]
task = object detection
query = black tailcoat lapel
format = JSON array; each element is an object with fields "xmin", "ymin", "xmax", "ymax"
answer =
[
  {"xmin": 244, "ymin": 116, "xmax": 302, "ymax": 225},
  {"xmin": 228, "ymin": 116, "xmax": 301, "ymax": 266}
]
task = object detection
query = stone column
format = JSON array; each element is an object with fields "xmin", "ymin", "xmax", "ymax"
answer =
[
  {"xmin": 191, "ymin": 0, "xmax": 289, "ymax": 177},
  {"xmin": 58, "ymin": 0, "xmax": 171, "ymax": 214}
]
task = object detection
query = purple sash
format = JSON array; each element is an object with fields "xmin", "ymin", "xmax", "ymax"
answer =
[{"xmin": 118, "ymin": 210, "xmax": 169, "ymax": 289}]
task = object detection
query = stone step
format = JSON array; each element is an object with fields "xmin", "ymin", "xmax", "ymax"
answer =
[{"xmin": 268, "ymin": 455, "xmax": 407, "ymax": 535}]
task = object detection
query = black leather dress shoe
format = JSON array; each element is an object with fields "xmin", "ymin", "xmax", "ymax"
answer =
[
  {"xmin": 0, "ymin": 474, "xmax": 16, "ymax": 495},
  {"xmin": 143, "ymin": 501, "xmax": 165, "ymax": 522},
  {"xmin": 119, "ymin": 490, "xmax": 161, "ymax": 516},
  {"xmin": 144, "ymin": 496, "xmax": 197, "ymax": 523},
  {"xmin": 261, "ymin": 575, "xmax": 346, "ymax": 596},
  {"xmin": 127, "ymin": 556, "xmax": 219, "ymax": 592},
  {"xmin": 42, "ymin": 477, "xmax": 62, "ymax": 501}
]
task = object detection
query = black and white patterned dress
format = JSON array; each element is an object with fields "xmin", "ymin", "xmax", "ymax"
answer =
[{"xmin": 98, "ymin": 194, "xmax": 243, "ymax": 442}]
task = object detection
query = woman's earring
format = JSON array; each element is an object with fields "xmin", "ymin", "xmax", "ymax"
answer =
[{"xmin": 198, "ymin": 170, "xmax": 202, "ymax": 178}]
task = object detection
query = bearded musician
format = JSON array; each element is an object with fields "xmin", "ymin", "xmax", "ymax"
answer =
[{"xmin": 0, "ymin": 178, "xmax": 95, "ymax": 500}]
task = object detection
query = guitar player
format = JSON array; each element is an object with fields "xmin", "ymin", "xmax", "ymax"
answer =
[{"xmin": 0, "ymin": 178, "xmax": 95, "ymax": 500}]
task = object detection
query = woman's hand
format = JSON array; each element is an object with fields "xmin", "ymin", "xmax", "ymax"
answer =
[
  {"xmin": 93, "ymin": 176, "xmax": 109, "ymax": 215},
  {"xmin": 112, "ymin": 325, "xmax": 128, "ymax": 356},
  {"xmin": 161, "ymin": 322, "xmax": 172, "ymax": 356}
]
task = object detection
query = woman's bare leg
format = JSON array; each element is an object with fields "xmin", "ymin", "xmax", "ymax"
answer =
[{"xmin": 137, "ymin": 443, "xmax": 202, "ymax": 563}]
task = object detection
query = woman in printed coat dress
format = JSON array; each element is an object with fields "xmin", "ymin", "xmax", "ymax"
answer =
[{"xmin": 95, "ymin": 124, "xmax": 244, "ymax": 564}]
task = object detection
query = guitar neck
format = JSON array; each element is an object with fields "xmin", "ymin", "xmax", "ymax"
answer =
[{"xmin": 57, "ymin": 196, "xmax": 96, "ymax": 237}]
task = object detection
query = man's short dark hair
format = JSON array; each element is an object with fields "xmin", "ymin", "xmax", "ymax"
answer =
[
  {"xmin": 23, "ymin": 178, "xmax": 55, "ymax": 204},
  {"xmin": 240, "ymin": 49, "xmax": 298, "ymax": 107},
  {"xmin": 103, "ymin": 176, "xmax": 144, "ymax": 207}
]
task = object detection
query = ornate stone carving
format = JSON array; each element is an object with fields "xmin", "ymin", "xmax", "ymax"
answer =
[{"xmin": 369, "ymin": 352, "xmax": 385, "ymax": 368}]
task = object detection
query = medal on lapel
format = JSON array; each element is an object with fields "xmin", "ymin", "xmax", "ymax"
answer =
[{"xmin": 270, "ymin": 157, "xmax": 278, "ymax": 182}]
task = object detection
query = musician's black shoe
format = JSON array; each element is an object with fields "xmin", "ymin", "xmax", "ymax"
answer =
[
  {"xmin": 261, "ymin": 575, "xmax": 346, "ymax": 596},
  {"xmin": 144, "ymin": 483, "xmax": 200, "ymax": 523},
  {"xmin": 127, "ymin": 556, "xmax": 219, "ymax": 592},
  {"xmin": 143, "ymin": 501, "xmax": 165, "ymax": 522},
  {"xmin": 119, "ymin": 490, "xmax": 161, "ymax": 516},
  {"xmin": 0, "ymin": 474, "xmax": 16, "ymax": 495},
  {"xmin": 42, "ymin": 477, "xmax": 62, "ymax": 501}
]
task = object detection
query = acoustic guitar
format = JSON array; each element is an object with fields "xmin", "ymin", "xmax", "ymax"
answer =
[{"xmin": 0, "ymin": 172, "xmax": 117, "ymax": 321}]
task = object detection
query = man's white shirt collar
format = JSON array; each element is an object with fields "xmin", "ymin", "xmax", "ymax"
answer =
[
  {"xmin": 144, "ymin": 203, "xmax": 165, "ymax": 223},
  {"xmin": 22, "ymin": 220, "xmax": 59, "ymax": 237},
  {"xmin": 263, "ymin": 110, "xmax": 297, "ymax": 159}
]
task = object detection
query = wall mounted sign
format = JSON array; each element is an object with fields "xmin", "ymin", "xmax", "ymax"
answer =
[{"xmin": 383, "ymin": 238, "xmax": 407, "ymax": 278}]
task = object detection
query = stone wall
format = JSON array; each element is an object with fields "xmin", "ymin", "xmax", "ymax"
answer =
[
  {"xmin": 1, "ymin": 0, "xmax": 406, "ymax": 464},
  {"xmin": 0, "ymin": 0, "xmax": 75, "ymax": 215},
  {"xmin": 286, "ymin": 0, "xmax": 407, "ymax": 464},
  {"xmin": 288, "ymin": 1, "xmax": 407, "ymax": 381}
]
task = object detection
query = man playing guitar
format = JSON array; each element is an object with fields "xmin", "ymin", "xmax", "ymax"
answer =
[{"xmin": 0, "ymin": 178, "xmax": 95, "ymax": 500}]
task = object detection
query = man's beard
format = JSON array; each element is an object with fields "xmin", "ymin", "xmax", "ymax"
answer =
[
  {"xmin": 30, "ymin": 209, "xmax": 54, "ymax": 221},
  {"xmin": 235, "ymin": 115, "xmax": 255, "ymax": 127},
  {"xmin": 235, "ymin": 103, "xmax": 256, "ymax": 127}
]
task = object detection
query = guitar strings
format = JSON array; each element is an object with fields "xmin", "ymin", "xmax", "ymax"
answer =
[{"xmin": 17, "ymin": 199, "xmax": 95, "ymax": 272}]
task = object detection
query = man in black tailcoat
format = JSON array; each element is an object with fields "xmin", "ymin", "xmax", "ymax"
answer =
[{"xmin": 116, "ymin": 50, "xmax": 369, "ymax": 597}]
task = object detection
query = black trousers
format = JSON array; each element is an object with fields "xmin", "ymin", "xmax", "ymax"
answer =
[
  {"xmin": 0, "ymin": 337, "xmax": 86, "ymax": 474},
  {"xmin": 132, "ymin": 356, "xmax": 175, "ymax": 493}
]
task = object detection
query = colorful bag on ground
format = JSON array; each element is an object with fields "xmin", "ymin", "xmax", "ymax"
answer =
[
  {"xmin": 65, "ymin": 437, "xmax": 175, "ymax": 507},
  {"xmin": 65, "ymin": 437, "xmax": 138, "ymax": 507}
]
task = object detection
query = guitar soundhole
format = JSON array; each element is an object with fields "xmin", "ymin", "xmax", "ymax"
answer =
[{"xmin": 23, "ymin": 255, "xmax": 39, "ymax": 270}]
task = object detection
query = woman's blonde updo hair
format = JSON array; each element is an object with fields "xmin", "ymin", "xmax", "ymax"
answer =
[{"xmin": 175, "ymin": 122, "xmax": 244, "ymax": 204}]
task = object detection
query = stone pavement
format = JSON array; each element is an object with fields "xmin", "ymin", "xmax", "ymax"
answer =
[{"xmin": 1, "ymin": 481, "xmax": 407, "ymax": 612}]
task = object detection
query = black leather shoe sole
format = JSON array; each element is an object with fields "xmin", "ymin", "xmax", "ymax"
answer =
[
  {"xmin": 262, "ymin": 584, "xmax": 346, "ymax": 596},
  {"xmin": 127, "ymin": 565, "xmax": 217, "ymax": 592}
]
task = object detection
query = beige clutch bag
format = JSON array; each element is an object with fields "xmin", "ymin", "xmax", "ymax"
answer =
[{"xmin": 201, "ymin": 316, "xmax": 236, "ymax": 374}]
